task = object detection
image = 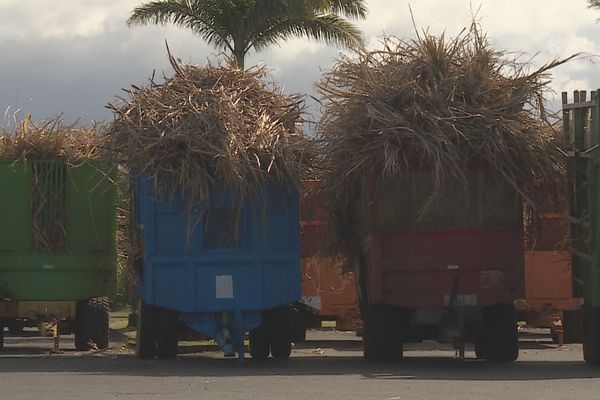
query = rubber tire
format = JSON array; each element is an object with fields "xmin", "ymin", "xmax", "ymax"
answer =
[
  {"xmin": 479, "ymin": 303, "xmax": 518, "ymax": 362},
  {"xmin": 7, "ymin": 320, "xmax": 23, "ymax": 336},
  {"xmin": 363, "ymin": 305, "xmax": 403, "ymax": 361},
  {"xmin": 249, "ymin": 324, "xmax": 270, "ymax": 360},
  {"xmin": 564, "ymin": 309, "xmax": 584, "ymax": 344},
  {"xmin": 474, "ymin": 338, "xmax": 487, "ymax": 360},
  {"xmin": 74, "ymin": 297, "xmax": 110, "ymax": 351},
  {"xmin": 292, "ymin": 325, "xmax": 307, "ymax": 343},
  {"xmin": 583, "ymin": 306, "xmax": 600, "ymax": 365},
  {"xmin": 157, "ymin": 307, "xmax": 179, "ymax": 359},
  {"xmin": 290, "ymin": 307, "xmax": 308, "ymax": 343},
  {"xmin": 136, "ymin": 300, "xmax": 159, "ymax": 359},
  {"xmin": 268, "ymin": 306, "xmax": 292, "ymax": 359}
]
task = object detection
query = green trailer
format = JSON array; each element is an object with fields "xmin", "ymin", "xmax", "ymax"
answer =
[
  {"xmin": 0, "ymin": 159, "xmax": 117, "ymax": 350},
  {"xmin": 563, "ymin": 89, "xmax": 600, "ymax": 364}
]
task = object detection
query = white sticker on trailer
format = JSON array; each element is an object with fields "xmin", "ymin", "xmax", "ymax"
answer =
[{"xmin": 216, "ymin": 275, "xmax": 234, "ymax": 299}]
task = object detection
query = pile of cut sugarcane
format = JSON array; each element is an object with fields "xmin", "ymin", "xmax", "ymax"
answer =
[
  {"xmin": 107, "ymin": 55, "xmax": 314, "ymax": 213},
  {"xmin": 316, "ymin": 22, "xmax": 572, "ymax": 262}
]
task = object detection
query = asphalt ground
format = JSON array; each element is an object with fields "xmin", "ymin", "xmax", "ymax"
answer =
[{"xmin": 1, "ymin": 328, "xmax": 600, "ymax": 400}]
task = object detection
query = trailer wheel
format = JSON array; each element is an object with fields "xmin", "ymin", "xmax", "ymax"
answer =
[
  {"xmin": 136, "ymin": 300, "xmax": 159, "ymax": 359},
  {"xmin": 74, "ymin": 297, "xmax": 110, "ymax": 351},
  {"xmin": 269, "ymin": 306, "xmax": 292, "ymax": 359},
  {"xmin": 564, "ymin": 309, "xmax": 584, "ymax": 344},
  {"xmin": 249, "ymin": 325, "xmax": 270, "ymax": 360},
  {"xmin": 290, "ymin": 306, "xmax": 308, "ymax": 343},
  {"xmin": 474, "ymin": 338, "xmax": 487, "ymax": 360},
  {"xmin": 7, "ymin": 320, "xmax": 23, "ymax": 336},
  {"xmin": 157, "ymin": 307, "xmax": 179, "ymax": 359},
  {"xmin": 363, "ymin": 305, "xmax": 403, "ymax": 361},
  {"xmin": 583, "ymin": 306, "xmax": 600, "ymax": 365},
  {"xmin": 291, "ymin": 325, "xmax": 307, "ymax": 343},
  {"xmin": 480, "ymin": 303, "xmax": 518, "ymax": 362}
]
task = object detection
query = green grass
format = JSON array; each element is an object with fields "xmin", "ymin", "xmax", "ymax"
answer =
[{"xmin": 109, "ymin": 312, "xmax": 136, "ymax": 342}]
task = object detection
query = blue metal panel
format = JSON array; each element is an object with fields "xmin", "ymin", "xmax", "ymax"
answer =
[{"xmin": 136, "ymin": 177, "xmax": 300, "ymax": 346}]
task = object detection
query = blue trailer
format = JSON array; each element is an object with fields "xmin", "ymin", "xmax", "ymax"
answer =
[{"xmin": 134, "ymin": 176, "xmax": 301, "ymax": 360}]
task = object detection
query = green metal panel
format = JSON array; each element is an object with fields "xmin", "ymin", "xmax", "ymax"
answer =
[
  {"xmin": 67, "ymin": 163, "xmax": 117, "ymax": 253},
  {"xmin": 564, "ymin": 90, "xmax": 600, "ymax": 307},
  {"xmin": 0, "ymin": 160, "xmax": 117, "ymax": 301},
  {"xmin": 0, "ymin": 164, "xmax": 30, "ymax": 252}
]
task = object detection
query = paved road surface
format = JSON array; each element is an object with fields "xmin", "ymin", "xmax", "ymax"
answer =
[{"xmin": 1, "ymin": 330, "xmax": 599, "ymax": 400}]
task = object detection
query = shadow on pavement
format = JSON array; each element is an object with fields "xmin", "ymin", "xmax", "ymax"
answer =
[{"xmin": 0, "ymin": 335, "xmax": 598, "ymax": 381}]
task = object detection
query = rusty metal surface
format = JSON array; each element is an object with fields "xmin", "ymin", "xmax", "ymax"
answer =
[
  {"xmin": 518, "ymin": 212, "xmax": 581, "ymax": 314},
  {"xmin": 300, "ymin": 181, "xmax": 360, "ymax": 328},
  {"xmin": 363, "ymin": 229, "xmax": 524, "ymax": 308},
  {"xmin": 519, "ymin": 251, "xmax": 578, "ymax": 309},
  {"xmin": 301, "ymin": 256, "xmax": 360, "ymax": 322}
]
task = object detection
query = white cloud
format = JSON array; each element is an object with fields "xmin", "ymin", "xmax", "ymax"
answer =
[{"xmin": 0, "ymin": 0, "xmax": 599, "ymax": 121}]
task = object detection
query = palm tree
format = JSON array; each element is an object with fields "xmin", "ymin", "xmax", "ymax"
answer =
[{"xmin": 128, "ymin": 0, "xmax": 367, "ymax": 69}]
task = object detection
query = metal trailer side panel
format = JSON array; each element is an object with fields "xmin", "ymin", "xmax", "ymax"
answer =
[
  {"xmin": 0, "ymin": 160, "xmax": 117, "ymax": 301},
  {"xmin": 362, "ymin": 166, "xmax": 524, "ymax": 309},
  {"xmin": 300, "ymin": 180, "xmax": 360, "ymax": 326},
  {"xmin": 565, "ymin": 89, "xmax": 600, "ymax": 308},
  {"xmin": 520, "ymin": 250, "xmax": 578, "ymax": 307},
  {"xmin": 364, "ymin": 228, "xmax": 523, "ymax": 308},
  {"xmin": 136, "ymin": 177, "xmax": 301, "ymax": 324}
]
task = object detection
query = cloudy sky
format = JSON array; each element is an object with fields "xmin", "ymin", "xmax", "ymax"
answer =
[{"xmin": 0, "ymin": 0, "xmax": 599, "ymax": 126}]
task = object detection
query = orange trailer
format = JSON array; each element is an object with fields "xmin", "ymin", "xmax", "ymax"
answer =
[
  {"xmin": 516, "ymin": 212, "xmax": 582, "ymax": 344},
  {"xmin": 296, "ymin": 181, "xmax": 360, "ymax": 337}
]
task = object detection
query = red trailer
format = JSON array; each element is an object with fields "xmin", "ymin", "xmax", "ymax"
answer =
[{"xmin": 358, "ymin": 166, "xmax": 524, "ymax": 361}]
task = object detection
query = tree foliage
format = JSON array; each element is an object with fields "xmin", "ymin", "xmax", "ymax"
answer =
[{"xmin": 128, "ymin": 0, "xmax": 367, "ymax": 68}]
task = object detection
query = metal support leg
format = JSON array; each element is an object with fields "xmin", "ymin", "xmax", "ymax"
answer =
[
  {"xmin": 235, "ymin": 309, "xmax": 245, "ymax": 363},
  {"xmin": 551, "ymin": 314, "xmax": 564, "ymax": 347},
  {"xmin": 51, "ymin": 322, "xmax": 62, "ymax": 354},
  {"xmin": 221, "ymin": 311, "xmax": 236, "ymax": 358}
]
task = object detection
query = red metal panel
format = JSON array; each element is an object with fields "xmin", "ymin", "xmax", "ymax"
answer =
[
  {"xmin": 365, "ymin": 229, "xmax": 524, "ymax": 307},
  {"xmin": 300, "ymin": 224, "xmax": 331, "ymax": 257},
  {"xmin": 361, "ymin": 162, "xmax": 524, "ymax": 309},
  {"xmin": 300, "ymin": 180, "xmax": 328, "ymax": 222}
]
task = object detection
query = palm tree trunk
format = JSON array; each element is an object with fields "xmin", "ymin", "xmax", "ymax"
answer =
[{"xmin": 233, "ymin": 48, "xmax": 245, "ymax": 70}]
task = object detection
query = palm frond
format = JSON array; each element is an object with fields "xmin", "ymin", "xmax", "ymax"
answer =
[
  {"xmin": 128, "ymin": 0, "xmax": 235, "ymax": 52},
  {"xmin": 326, "ymin": 0, "xmax": 368, "ymax": 19},
  {"xmin": 294, "ymin": 14, "xmax": 365, "ymax": 49},
  {"xmin": 246, "ymin": 12, "xmax": 364, "ymax": 52}
]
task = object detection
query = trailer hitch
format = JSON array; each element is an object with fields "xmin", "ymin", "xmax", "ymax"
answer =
[{"xmin": 38, "ymin": 310, "xmax": 62, "ymax": 354}]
